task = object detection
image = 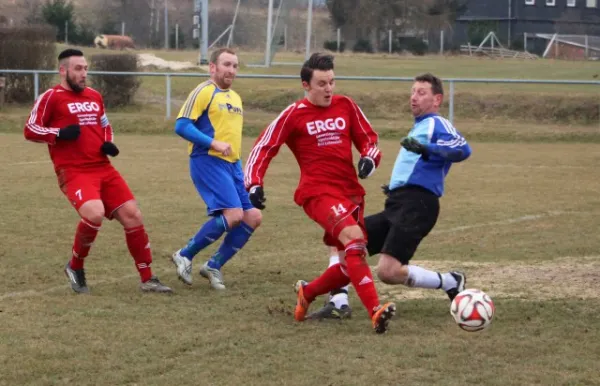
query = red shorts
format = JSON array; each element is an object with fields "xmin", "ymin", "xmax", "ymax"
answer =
[
  {"xmin": 56, "ymin": 165, "xmax": 135, "ymax": 219},
  {"xmin": 303, "ymin": 194, "xmax": 366, "ymax": 251}
]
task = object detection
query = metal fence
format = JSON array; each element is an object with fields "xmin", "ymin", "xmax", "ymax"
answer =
[{"xmin": 1, "ymin": 69, "xmax": 600, "ymax": 122}]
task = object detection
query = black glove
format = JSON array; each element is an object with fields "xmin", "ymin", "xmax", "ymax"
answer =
[
  {"xmin": 100, "ymin": 141, "xmax": 120, "ymax": 157},
  {"xmin": 249, "ymin": 185, "xmax": 266, "ymax": 210},
  {"xmin": 401, "ymin": 136, "xmax": 429, "ymax": 160},
  {"xmin": 57, "ymin": 124, "xmax": 80, "ymax": 141},
  {"xmin": 357, "ymin": 156, "xmax": 375, "ymax": 179},
  {"xmin": 381, "ymin": 184, "xmax": 390, "ymax": 196}
]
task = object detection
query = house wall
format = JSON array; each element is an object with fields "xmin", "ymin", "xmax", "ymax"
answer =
[{"xmin": 453, "ymin": 0, "xmax": 600, "ymax": 48}]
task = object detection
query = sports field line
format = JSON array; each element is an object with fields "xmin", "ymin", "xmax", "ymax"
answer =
[
  {"xmin": 480, "ymin": 163, "xmax": 587, "ymax": 170},
  {"xmin": 0, "ymin": 210, "xmax": 586, "ymax": 301},
  {"xmin": 431, "ymin": 210, "xmax": 582, "ymax": 235}
]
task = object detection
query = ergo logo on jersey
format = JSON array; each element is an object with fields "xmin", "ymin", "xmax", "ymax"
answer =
[
  {"xmin": 306, "ymin": 117, "xmax": 346, "ymax": 135},
  {"xmin": 67, "ymin": 102, "xmax": 100, "ymax": 114}
]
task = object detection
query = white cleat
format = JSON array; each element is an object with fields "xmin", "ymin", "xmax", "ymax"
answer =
[
  {"xmin": 199, "ymin": 262, "xmax": 226, "ymax": 290},
  {"xmin": 171, "ymin": 249, "xmax": 193, "ymax": 285}
]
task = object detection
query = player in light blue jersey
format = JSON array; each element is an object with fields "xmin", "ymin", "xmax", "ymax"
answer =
[{"xmin": 310, "ymin": 73, "xmax": 471, "ymax": 320}]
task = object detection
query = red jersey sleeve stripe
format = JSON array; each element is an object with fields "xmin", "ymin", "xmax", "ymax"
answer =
[
  {"xmin": 244, "ymin": 103, "xmax": 296, "ymax": 187},
  {"xmin": 26, "ymin": 89, "xmax": 60, "ymax": 135},
  {"xmin": 344, "ymin": 95, "xmax": 378, "ymax": 146}
]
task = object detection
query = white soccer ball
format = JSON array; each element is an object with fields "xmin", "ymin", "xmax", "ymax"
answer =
[{"xmin": 450, "ymin": 289, "xmax": 495, "ymax": 332}]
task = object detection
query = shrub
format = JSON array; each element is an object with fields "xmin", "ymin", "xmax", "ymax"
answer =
[
  {"xmin": 395, "ymin": 37, "xmax": 429, "ymax": 55},
  {"xmin": 352, "ymin": 39, "xmax": 373, "ymax": 53},
  {"xmin": 323, "ymin": 40, "xmax": 345, "ymax": 52},
  {"xmin": 0, "ymin": 25, "xmax": 56, "ymax": 103},
  {"xmin": 90, "ymin": 54, "xmax": 140, "ymax": 107}
]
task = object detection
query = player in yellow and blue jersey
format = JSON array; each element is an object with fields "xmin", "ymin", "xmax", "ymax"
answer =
[{"xmin": 171, "ymin": 48, "xmax": 262, "ymax": 290}]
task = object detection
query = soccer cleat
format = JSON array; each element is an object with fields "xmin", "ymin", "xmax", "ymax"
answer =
[
  {"xmin": 307, "ymin": 302, "xmax": 353, "ymax": 320},
  {"xmin": 294, "ymin": 280, "xmax": 312, "ymax": 321},
  {"xmin": 371, "ymin": 302, "xmax": 396, "ymax": 334},
  {"xmin": 199, "ymin": 262, "xmax": 226, "ymax": 290},
  {"xmin": 64, "ymin": 262, "xmax": 90, "ymax": 294},
  {"xmin": 171, "ymin": 249, "xmax": 193, "ymax": 285},
  {"xmin": 446, "ymin": 271, "xmax": 467, "ymax": 301},
  {"xmin": 140, "ymin": 276, "xmax": 173, "ymax": 293}
]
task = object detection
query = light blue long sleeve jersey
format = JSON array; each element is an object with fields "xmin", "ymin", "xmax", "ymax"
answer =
[{"xmin": 389, "ymin": 113, "xmax": 472, "ymax": 197}]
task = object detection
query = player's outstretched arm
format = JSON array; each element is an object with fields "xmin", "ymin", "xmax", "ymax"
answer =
[
  {"xmin": 403, "ymin": 119, "xmax": 472, "ymax": 163},
  {"xmin": 244, "ymin": 103, "xmax": 296, "ymax": 199},
  {"xmin": 100, "ymin": 141, "xmax": 120, "ymax": 157},
  {"xmin": 344, "ymin": 96, "xmax": 382, "ymax": 179},
  {"xmin": 174, "ymin": 118, "xmax": 213, "ymax": 147},
  {"xmin": 428, "ymin": 140, "xmax": 471, "ymax": 162},
  {"xmin": 248, "ymin": 185, "xmax": 266, "ymax": 210},
  {"xmin": 24, "ymin": 89, "xmax": 64, "ymax": 144},
  {"xmin": 175, "ymin": 118, "xmax": 232, "ymax": 156},
  {"xmin": 357, "ymin": 146, "xmax": 381, "ymax": 179},
  {"xmin": 98, "ymin": 112, "xmax": 119, "ymax": 156}
]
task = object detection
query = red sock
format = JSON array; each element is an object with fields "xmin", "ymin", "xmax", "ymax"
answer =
[
  {"xmin": 345, "ymin": 239, "xmax": 380, "ymax": 316},
  {"xmin": 70, "ymin": 218, "xmax": 101, "ymax": 270},
  {"xmin": 125, "ymin": 225, "xmax": 153, "ymax": 282},
  {"xmin": 303, "ymin": 263, "xmax": 351, "ymax": 302}
]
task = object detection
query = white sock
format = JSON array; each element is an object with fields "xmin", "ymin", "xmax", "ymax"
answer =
[
  {"xmin": 330, "ymin": 292, "xmax": 349, "ymax": 308},
  {"xmin": 406, "ymin": 265, "xmax": 442, "ymax": 289},
  {"xmin": 440, "ymin": 273, "xmax": 458, "ymax": 291},
  {"xmin": 328, "ymin": 252, "xmax": 350, "ymax": 307}
]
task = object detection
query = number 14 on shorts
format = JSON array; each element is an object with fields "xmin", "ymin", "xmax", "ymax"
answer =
[{"xmin": 331, "ymin": 203, "xmax": 347, "ymax": 216}]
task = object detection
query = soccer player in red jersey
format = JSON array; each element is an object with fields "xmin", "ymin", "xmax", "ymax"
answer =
[
  {"xmin": 23, "ymin": 49, "xmax": 172, "ymax": 294},
  {"xmin": 244, "ymin": 53, "xmax": 395, "ymax": 333}
]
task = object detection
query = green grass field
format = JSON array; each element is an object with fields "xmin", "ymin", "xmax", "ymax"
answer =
[
  {"xmin": 1, "ymin": 48, "xmax": 599, "ymax": 385},
  {"xmin": 1, "ymin": 133, "xmax": 599, "ymax": 385}
]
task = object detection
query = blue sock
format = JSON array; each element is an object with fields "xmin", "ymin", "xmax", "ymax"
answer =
[
  {"xmin": 180, "ymin": 215, "xmax": 228, "ymax": 260},
  {"xmin": 207, "ymin": 222, "xmax": 254, "ymax": 270}
]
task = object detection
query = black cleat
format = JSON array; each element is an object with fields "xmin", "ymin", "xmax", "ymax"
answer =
[
  {"xmin": 64, "ymin": 262, "xmax": 89, "ymax": 294},
  {"xmin": 372, "ymin": 302, "xmax": 396, "ymax": 334},
  {"xmin": 446, "ymin": 271, "xmax": 466, "ymax": 301},
  {"xmin": 307, "ymin": 302, "xmax": 353, "ymax": 320}
]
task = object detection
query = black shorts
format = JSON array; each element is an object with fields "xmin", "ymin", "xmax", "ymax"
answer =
[{"xmin": 365, "ymin": 185, "xmax": 439, "ymax": 264}]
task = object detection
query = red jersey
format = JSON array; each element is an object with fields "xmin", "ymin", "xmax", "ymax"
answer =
[
  {"xmin": 244, "ymin": 94, "xmax": 381, "ymax": 206},
  {"xmin": 23, "ymin": 85, "xmax": 114, "ymax": 171}
]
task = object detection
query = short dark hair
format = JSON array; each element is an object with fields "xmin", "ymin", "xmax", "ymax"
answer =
[
  {"xmin": 414, "ymin": 73, "xmax": 443, "ymax": 95},
  {"xmin": 210, "ymin": 48, "xmax": 236, "ymax": 64},
  {"xmin": 300, "ymin": 53, "xmax": 334, "ymax": 83},
  {"xmin": 58, "ymin": 48, "xmax": 84, "ymax": 61}
]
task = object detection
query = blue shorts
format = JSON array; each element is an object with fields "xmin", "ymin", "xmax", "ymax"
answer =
[{"xmin": 190, "ymin": 155, "xmax": 254, "ymax": 216}]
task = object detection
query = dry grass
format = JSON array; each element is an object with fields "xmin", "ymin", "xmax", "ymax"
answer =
[
  {"xmin": 2, "ymin": 105, "xmax": 600, "ymax": 143},
  {"xmin": 0, "ymin": 133, "xmax": 599, "ymax": 385}
]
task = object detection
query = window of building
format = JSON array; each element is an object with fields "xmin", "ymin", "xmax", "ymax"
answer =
[
  {"xmin": 587, "ymin": 0, "xmax": 597, "ymax": 7},
  {"xmin": 567, "ymin": 0, "xmax": 576, "ymax": 6},
  {"xmin": 525, "ymin": 0, "xmax": 535, "ymax": 5},
  {"xmin": 546, "ymin": 0, "xmax": 556, "ymax": 5}
]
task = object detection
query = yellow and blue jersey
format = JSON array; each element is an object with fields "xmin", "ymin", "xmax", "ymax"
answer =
[{"xmin": 177, "ymin": 80, "xmax": 243, "ymax": 163}]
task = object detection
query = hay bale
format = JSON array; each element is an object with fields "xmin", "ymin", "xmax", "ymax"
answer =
[{"xmin": 94, "ymin": 35, "xmax": 135, "ymax": 50}]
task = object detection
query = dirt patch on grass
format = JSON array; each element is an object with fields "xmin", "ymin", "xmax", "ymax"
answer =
[{"xmin": 376, "ymin": 256, "xmax": 600, "ymax": 301}]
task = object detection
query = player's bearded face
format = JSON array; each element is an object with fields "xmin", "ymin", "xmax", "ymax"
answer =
[
  {"xmin": 63, "ymin": 57, "xmax": 88, "ymax": 93},
  {"xmin": 211, "ymin": 53, "xmax": 238, "ymax": 89},
  {"xmin": 304, "ymin": 70, "xmax": 335, "ymax": 107},
  {"xmin": 410, "ymin": 82, "xmax": 442, "ymax": 117}
]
